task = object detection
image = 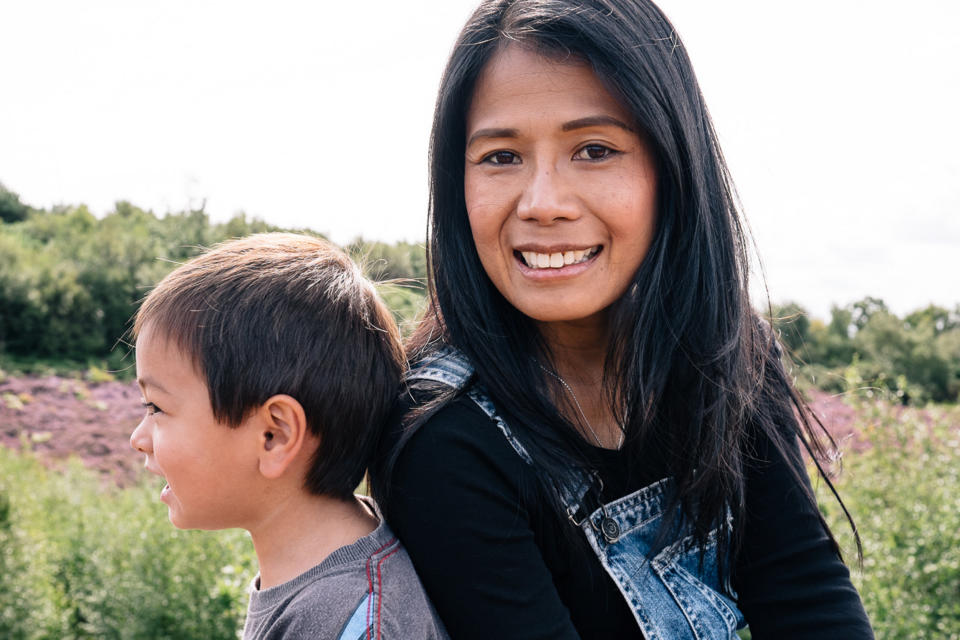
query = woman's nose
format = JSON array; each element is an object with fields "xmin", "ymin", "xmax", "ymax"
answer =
[
  {"xmin": 130, "ymin": 417, "xmax": 152, "ymax": 454},
  {"xmin": 516, "ymin": 165, "xmax": 580, "ymax": 224}
]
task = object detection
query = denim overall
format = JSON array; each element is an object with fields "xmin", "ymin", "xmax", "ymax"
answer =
[{"xmin": 409, "ymin": 347, "xmax": 745, "ymax": 640}]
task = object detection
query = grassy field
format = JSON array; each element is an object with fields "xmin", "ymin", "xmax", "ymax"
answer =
[{"xmin": 1, "ymin": 393, "xmax": 958, "ymax": 639}]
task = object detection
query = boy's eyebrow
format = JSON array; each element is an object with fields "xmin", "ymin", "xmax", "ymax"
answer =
[{"xmin": 137, "ymin": 376, "xmax": 169, "ymax": 394}]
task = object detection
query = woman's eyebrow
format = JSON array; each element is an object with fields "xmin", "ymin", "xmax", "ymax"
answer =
[
  {"xmin": 562, "ymin": 115, "xmax": 634, "ymax": 132},
  {"xmin": 467, "ymin": 116, "xmax": 633, "ymax": 147},
  {"xmin": 467, "ymin": 127, "xmax": 519, "ymax": 146}
]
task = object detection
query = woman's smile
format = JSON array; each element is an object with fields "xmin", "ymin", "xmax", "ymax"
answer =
[
  {"xmin": 513, "ymin": 245, "xmax": 602, "ymax": 283},
  {"xmin": 464, "ymin": 45, "xmax": 658, "ymax": 326},
  {"xmin": 515, "ymin": 245, "xmax": 601, "ymax": 270}
]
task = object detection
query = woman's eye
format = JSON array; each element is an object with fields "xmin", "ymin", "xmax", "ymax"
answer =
[
  {"xmin": 141, "ymin": 401, "xmax": 163, "ymax": 416},
  {"xmin": 574, "ymin": 144, "xmax": 616, "ymax": 161},
  {"xmin": 482, "ymin": 151, "xmax": 520, "ymax": 165}
]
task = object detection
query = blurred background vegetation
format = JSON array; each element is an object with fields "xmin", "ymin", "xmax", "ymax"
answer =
[
  {"xmin": 1, "ymin": 183, "xmax": 958, "ymax": 638},
  {"xmin": 0, "ymin": 183, "xmax": 428, "ymax": 377}
]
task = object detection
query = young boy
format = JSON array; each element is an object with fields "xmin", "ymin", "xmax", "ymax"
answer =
[{"xmin": 129, "ymin": 233, "xmax": 448, "ymax": 639}]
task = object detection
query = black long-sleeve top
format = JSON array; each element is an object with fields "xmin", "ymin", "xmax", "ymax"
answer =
[{"xmin": 378, "ymin": 393, "xmax": 873, "ymax": 639}]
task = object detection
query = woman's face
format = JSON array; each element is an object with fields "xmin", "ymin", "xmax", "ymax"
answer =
[{"xmin": 464, "ymin": 45, "xmax": 658, "ymax": 328}]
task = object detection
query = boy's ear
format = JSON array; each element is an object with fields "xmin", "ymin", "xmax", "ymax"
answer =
[{"xmin": 256, "ymin": 394, "xmax": 312, "ymax": 480}]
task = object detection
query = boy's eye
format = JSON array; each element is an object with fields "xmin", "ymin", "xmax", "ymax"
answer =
[
  {"xmin": 574, "ymin": 144, "xmax": 616, "ymax": 161},
  {"xmin": 141, "ymin": 401, "xmax": 163, "ymax": 416},
  {"xmin": 482, "ymin": 150, "xmax": 521, "ymax": 165}
]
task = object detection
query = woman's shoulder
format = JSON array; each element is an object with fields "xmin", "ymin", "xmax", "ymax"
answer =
[{"xmin": 394, "ymin": 388, "xmax": 529, "ymax": 480}]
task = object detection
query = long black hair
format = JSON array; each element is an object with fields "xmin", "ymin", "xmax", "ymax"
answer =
[{"xmin": 379, "ymin": 0, "xmax": 858, "ymax": 576}]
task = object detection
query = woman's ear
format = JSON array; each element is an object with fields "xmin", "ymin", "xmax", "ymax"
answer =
[{"xmin": 256, "ymin": 394, "xmax": 310, "ymax": 480}]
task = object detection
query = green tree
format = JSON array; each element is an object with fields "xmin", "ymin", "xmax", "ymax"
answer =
[
  {"xmin": 850, "ymin": 296, "xmax": 889, "ymax": 332},
  {"xmin": 904, "ymin": 304, "xmax": 959, "ymax": 335},
  {"xmin": 0, "ymin": 183, "xmax": 29, "ymax": 224}
]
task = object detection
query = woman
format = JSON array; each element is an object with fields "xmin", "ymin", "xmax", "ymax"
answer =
[{"xmin": 372, "ymin": 0, "xmax": 873, "ymax": 638}]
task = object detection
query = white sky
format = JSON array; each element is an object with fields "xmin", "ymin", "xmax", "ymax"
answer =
[{"xmin": 1, "ymin": 0, "xmax": 957, "ymax": 319}]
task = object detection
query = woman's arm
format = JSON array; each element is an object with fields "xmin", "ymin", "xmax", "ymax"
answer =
[
  {"xmin": 734, "ymin": 418, "xmax": 874, "ymax": 638},
  {"xmin": 381, "ymin": 397, "xmax": 581, "ymax": 640}
]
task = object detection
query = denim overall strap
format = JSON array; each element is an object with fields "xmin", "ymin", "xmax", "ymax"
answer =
[
  {"xmin": 406, "ymin": 347, "xmax": 595, "ymax": 502},
  {"xmin": 407, "ymin": 347, "xmax": 744, "ymax": 639}
]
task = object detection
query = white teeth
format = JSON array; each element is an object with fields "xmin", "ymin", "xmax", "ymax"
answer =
[{"xmin": 520, "ymin": 246, "xmax": 599, "ymax": 269}]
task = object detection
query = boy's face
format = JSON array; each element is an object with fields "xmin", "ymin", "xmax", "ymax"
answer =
[{"xmin": 130, "ymin": 324, "xmax": 261, "ymax": 530}]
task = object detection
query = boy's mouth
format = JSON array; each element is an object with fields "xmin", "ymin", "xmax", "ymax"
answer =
[{"xmin": 515, "ymin": 245, "xmax": 601, "ymax": 269}]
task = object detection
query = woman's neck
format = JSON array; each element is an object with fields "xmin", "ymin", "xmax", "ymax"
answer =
[
  {"xmin": 537, "ymin": 314, "xmax": 609, "ymax": 383},
  {"xmin": 537, "ymin": 314, "xmax": 623, "ymax": 449}
]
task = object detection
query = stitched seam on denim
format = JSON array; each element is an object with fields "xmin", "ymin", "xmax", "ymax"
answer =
[
  {"xmin": 657, "ymin": 566, "xmax": 705, "ymax": 640},
  {"xmin": 465, "ymin": 387, "xmax": 535, "ymax": 465},
  {"xmin": 660, "ymin": 561, "xmax": 738, "ymax": 634},
  {"xmin": 406, "ymin": 369, "xmax": 466, "ymax": 388},
  {"xmin": 581, "ymin": 521, "xmax": 663, "ymax": 640},
  {"xmin": 406, "ymin": 346, "xmax": 475, "ymax": 388},
  {"xmin": 582, "ymin": 481, "xmax": 672, "ymax": 542},
  {"xmin": 651, "ymin": 512, "xmax": 733, "ymax": 571},
  {"xmin": 602, "ymin": 477, "xmax": 673, "ymax": 518},
  {"xmin": 653, "ymin": 526, "xmax": 717, "ymax": 572}
]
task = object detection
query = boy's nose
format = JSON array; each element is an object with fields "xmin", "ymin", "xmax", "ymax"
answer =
[{"xmin": 130, "ymin": 417, "xmax": 152, "ymax": 454}]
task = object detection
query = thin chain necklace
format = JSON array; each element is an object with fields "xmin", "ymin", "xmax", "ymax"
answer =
[{"xmin": 538, "ymin": 364, "xmax": 625, "ymax": 450}]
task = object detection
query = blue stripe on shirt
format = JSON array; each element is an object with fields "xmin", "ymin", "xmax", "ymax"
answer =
[{"xmin": 338, "ymin": 593, "xmax": 371, "ymax": 640}]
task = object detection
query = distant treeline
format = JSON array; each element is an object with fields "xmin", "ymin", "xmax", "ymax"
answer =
[
  {"xmin": 0, "ymin": 183, "xmax": 426, "ymax": 372},
  {"xmin": 1, "ymin": 183, "xmax": 958, "ymax": 403},
  {"xmin": 770, "ymin": 299, "xmax": 960, "ymax": 404}
]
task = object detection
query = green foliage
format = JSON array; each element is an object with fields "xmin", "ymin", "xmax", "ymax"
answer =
[
  {"xmin": 817, "ymin": 397, "xmax": 960, "ymax": 639},
  {"xmin": 346, "ymin": 238, "xmax": 427, "ymax": 282},
  {"xmin": 377, "ymin": 283, "xmax": 427, "ymax": 337},
  {"xmin": 0, "ymin": 183, "xmax": 30, "ymax": 224},
  {"xmin": 0, "ymin": 446, "xmax": 255, "ymax": 639},
  {"xmin": 0, "ymin": 192, "xmax": 428, "ymax": 372},
  {"xmin": 771, "ymin": 299, "xmax": 960, "ymax": 404}
]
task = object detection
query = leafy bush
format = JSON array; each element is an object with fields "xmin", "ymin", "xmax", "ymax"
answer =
[
  {"xmin": 817, "ymin": 397, "xmax": 960, "ymax": 639},
  {"xmin": 0, "ymin": 197, "xmax": 430, "ymax": 371},
  {"xmin": 0, "ymin": 446, "xmax": 256, "ymax": 639},
  {"xmin": 771, "ymin": 300, "xmax": 960, "ymax": 404}
]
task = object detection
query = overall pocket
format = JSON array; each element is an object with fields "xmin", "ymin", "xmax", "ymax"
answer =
[
  {"xmin": 585, "ymin": 480, "xmax": 744, "ymax": 640},
  {"xmin": 651, "ymin": 524, "xmax": 743, "ymax": 638}
]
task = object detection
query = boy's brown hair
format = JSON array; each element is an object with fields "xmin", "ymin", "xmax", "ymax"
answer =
[{"xmin": 134, "ymin": 233, "xmax": 404, "ymax": 499}]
